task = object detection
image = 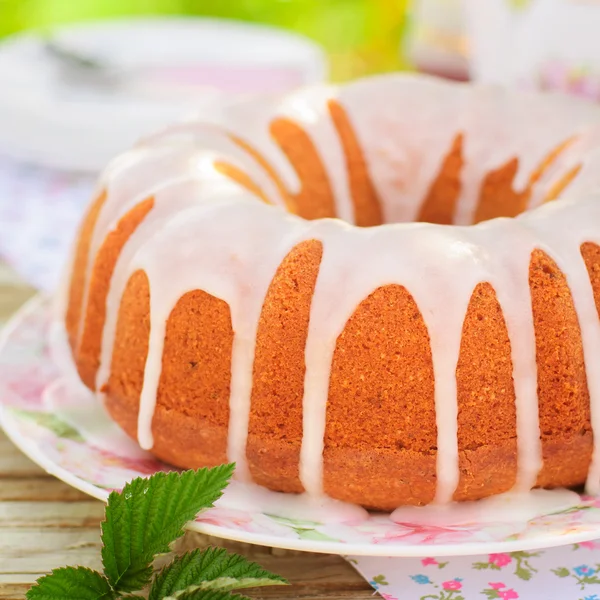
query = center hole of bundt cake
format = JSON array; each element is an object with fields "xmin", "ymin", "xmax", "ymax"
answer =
[
  {"xmin": 220, "ymin": 113, "xmax": 582, "ymax": 226},
  {"xmin": 386, "ymin": 135, "xmax": 581, "ymax": 226},
  {"xmin": 288, "ymin": 131, "xmax": 581, "ymax": 227}
]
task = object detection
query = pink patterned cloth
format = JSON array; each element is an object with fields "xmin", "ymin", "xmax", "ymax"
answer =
[
  {"xmin": 350, "ymin": 543, "xmax": 600, "ymax": 599},
  {"xmin": 0, "ymin": 155, "xmax": 93, "ymax": 290}
]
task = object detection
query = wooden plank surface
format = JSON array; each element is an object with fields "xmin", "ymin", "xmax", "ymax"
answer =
[{"xmin": 0, "ymin": 264, "xmax": 372, "ymax": 599}]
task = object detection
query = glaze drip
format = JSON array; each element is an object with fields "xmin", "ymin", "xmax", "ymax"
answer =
[{"xmin": 60, "ymin": 74, "xmax": 600, "ymax": 506}]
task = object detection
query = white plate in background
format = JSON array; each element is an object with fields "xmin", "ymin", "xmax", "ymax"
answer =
[{"xmin": 0, "ymin": 17, "xmax": 327, "ymax": 172}]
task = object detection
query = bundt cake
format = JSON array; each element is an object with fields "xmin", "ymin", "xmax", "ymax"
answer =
[{"xmin": 59, "ymin": 74, "xmax": 600, "ymax": 511}]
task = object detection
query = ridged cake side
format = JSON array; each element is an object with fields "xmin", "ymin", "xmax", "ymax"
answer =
[
  {"xmin": 104, "ymin": 270, "xmax": 235, "ymax": 470},
  {"xmin": 530, "ymin": 250, "xmax": 593, "ymax": 488},
  {"xmin": 324, "ymin": 284, "xmax": 437, "ymax": 508},
  {"xmin": 247, "ymin": 239, "xmax": 323, "ymax": 493},
  {"xmin": 62, "ymin": 75, "xmax": 600, "ymax": 509},
  {"xmin": 80, "ymin": 244, "xmax": 600, "ymax": 508}
]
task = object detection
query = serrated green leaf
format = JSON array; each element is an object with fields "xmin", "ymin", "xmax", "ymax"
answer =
[
  {"xmin": 149, "ymin": 547, "xmax": 287, "ymax": 600},
  {"xmin": 101, "ymin": 464, "xmax": 235, "ymax": 593},
  {"xmin": 552, "ymin": 567, "xmax": 570, "ymax": 578},
  {"xmin": 175, "ymin": 590, "xmax": 249, "ymax": 600},
  {"xmin": 26, "ymin": 567, "xmax": 114, "ymax": 600},
  {"xmin": 165, "ymin": 579, "xmax": 279, "ymax": 599}
]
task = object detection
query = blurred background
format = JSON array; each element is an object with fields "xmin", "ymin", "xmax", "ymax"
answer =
[
  {"xmin": 1, "ymin": 0, "xmax": 600, "ymax": 291},
  {"xmin": 0, "ymin": 0, "xmax": 469, "ymax": 172},
  {"xmin": 0, "ymin": 0, "xmax": 411, "ymax": 81}
]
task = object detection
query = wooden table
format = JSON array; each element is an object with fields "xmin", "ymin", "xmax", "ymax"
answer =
[{"xmin": 0, "ymin": 264, "xmax": 372, "ymax": 599}]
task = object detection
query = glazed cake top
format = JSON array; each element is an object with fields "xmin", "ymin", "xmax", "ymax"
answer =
[{"xmin": 62, "ymin": 74, "xmax": 600, "ymax": 505}]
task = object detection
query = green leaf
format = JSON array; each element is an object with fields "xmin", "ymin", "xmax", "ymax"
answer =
[
  {"xmin": 101, "ymin": 465, "xmax": 235, "ymax": 593},
  {"xmin": 472, "ymin": 562, "xmax": 491, "ymax": 570},
  {"xmin": 26, "ymin": 567, "xmax": 115, "ymax": 600},
  {"xmin": 481, "ymin": 591, "xmax": 500, "ymax": 600},
  {"xmin": 149, "ymin": 547, "xmax": 287, "ymax": 600},
  {"xmin": 552, "ymin": 567, "xmax": 571, "ymax": 578}
]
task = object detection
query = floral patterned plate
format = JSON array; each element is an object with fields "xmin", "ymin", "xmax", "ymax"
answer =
[{"xmin": 4, "ymin": 296, "xmax": 600, "ymax": 557}]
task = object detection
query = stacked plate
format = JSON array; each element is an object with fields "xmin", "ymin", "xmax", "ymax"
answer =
[{"xmin": 0, "ymin": 17, "xmax": 327, "ymax": 171}]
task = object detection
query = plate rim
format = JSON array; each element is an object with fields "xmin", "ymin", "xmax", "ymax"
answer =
[{"xmin": 2, "ymin": 294, "xmax": 600, "ymax": 557}]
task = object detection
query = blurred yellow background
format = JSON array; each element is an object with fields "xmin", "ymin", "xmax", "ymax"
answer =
[{"xmin": 0, "ymin": 0, "xmax": 409, "ymax": 80}]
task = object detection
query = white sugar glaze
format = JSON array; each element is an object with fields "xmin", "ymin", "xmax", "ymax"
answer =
[
  {"xmin": 391, "ymin": 488, "xmax": 581, "ymax": 527},
  {"xmin": 216, "ymin": 480, "xmax": 368, "ymax": 523},
  {"xmin": 57, "ymin": 74, "xmax": 600, "ymax": 509}
]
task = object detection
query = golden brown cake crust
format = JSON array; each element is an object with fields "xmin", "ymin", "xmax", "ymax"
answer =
[
  {"xmin": 77, "ymin": 197, "xmax": 154, "ymax": 389},
  {"xmin": 454, "ymin": 282, "xmax": 518, "ymax": 501},
  {"xmin": 65, "ymin": 190, "xmax": 107, "ymax": 350},
  {"xmin": 247, "ymin": 239, "xmax": 323, "ymax": 493},
  {"xmin": 105, "ymin": 269, "xmax": 235, "ymax": 470},
  {"xmin": 104, "ymin": 270, "xmax": 150, "ymax": 426},
  {"xmin": 473, "ymin": 138, "xmax": 576, "ymax": 223},
  {"xmin": 66, "ymin": 86, "xmax": 600, "ymax": 510},
  {"xmin": 418, "ymin": 134, "xmax": 464, "ymax": 225},
  {"xmin": 328, "ymin": 99, "xmax": 383, "ymax": 227},
  {"xmin": 269, "ymin": 119, "xmax": 337, "ymax": 220},
  {"xmin": 530, "ymin": 250, "xmax": 593, "ymax": 487},
  {"xmin": 99, "ymin": 246, "xmax": 598, "ymax": 509},
  {"xmin": 582, "ymin": 242, "xmax": 600, "ymax": 319},
  {"xmin": 324, "ymin": 284, "xmax": 437, "ymax": 507}
]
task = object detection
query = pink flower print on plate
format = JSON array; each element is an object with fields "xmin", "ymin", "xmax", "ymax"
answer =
[
  {"xmin": 499, "ymin": 590, "xmax": 519, "ymax": 600},
  {"xmin": 485, "ymin": 582, "xmax": 519, "ymax": 599},
  {"xmin": 578, "ymin": 540, "xmax": 600, "ymax": 550},
  {"xmin": 442, "ymin": 579, "xmax": 463, "ymax": 590},
  {"xmin": 489, "ymin": 553, "xmax": 512, "ymax": 568}
]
